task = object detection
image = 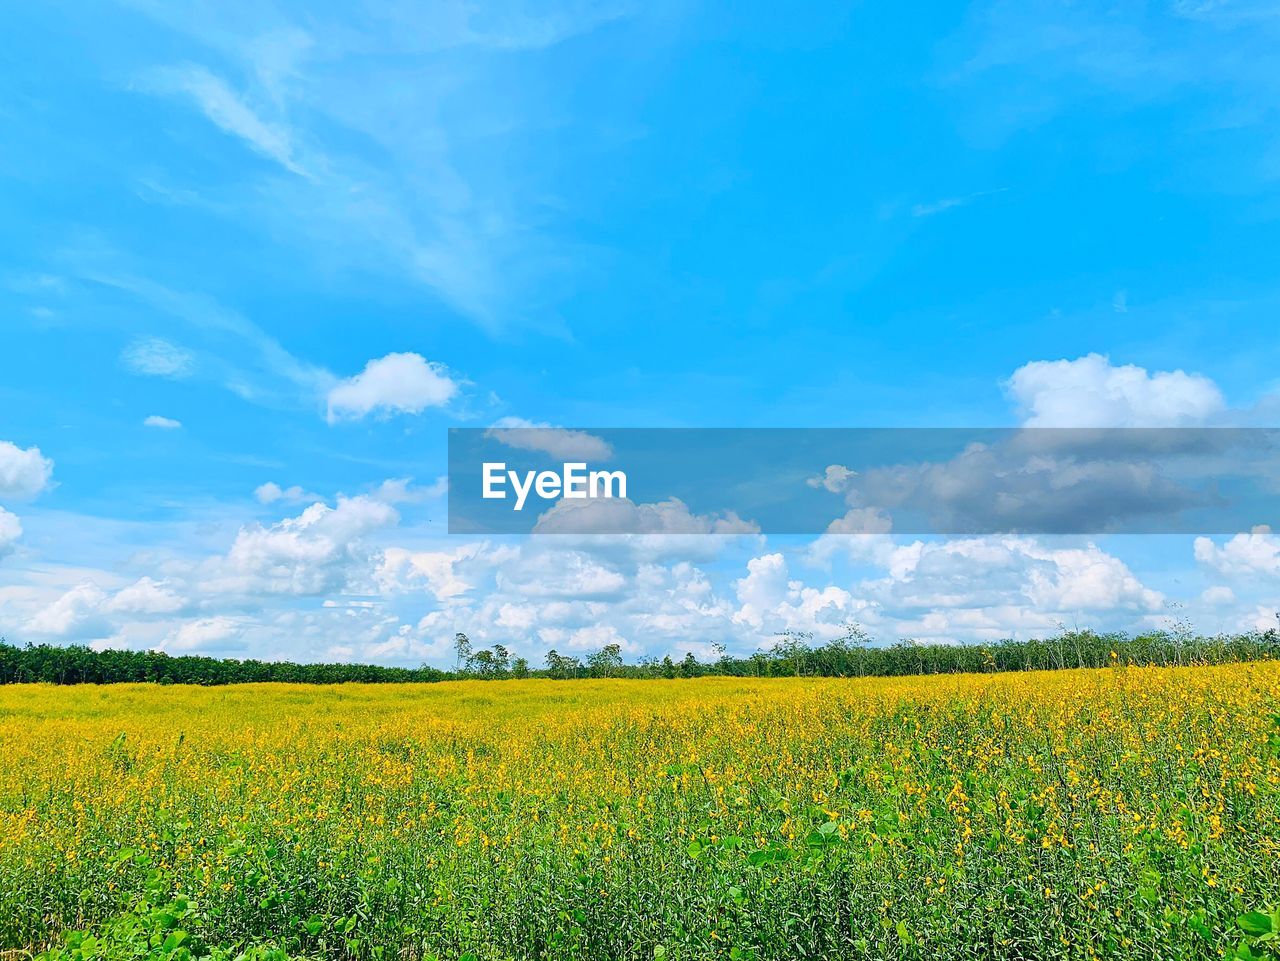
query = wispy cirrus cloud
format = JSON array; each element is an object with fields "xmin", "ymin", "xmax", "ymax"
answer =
[
  {"xmin": 911, "ymin": 187, "xmax": 1009, "ymax": 218},
  {"xmin": 125, "ymin": 1, "xmax": 637, "ymax": 332},
  {"xmin": 81, "ymin": 265, "xmax": 334, "ymax": 408},
  {"xmin": 146, "ymin": 64, "xmax": 311, "ymax": 178}
]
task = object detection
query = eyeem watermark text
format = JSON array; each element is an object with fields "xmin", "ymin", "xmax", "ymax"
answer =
[{"xmin": 482, "ymin": 462, "xmax": 627, "ymax": 511}]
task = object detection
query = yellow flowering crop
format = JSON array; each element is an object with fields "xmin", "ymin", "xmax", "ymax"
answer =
[{"xmin": 3, "ymin": 664, "xmax": 1279, "ymax": 959}]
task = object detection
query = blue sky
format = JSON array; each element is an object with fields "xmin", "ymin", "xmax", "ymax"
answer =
[{"xmin": 2, "ymin": 0, "xmax": 1279, "ymax": 664}]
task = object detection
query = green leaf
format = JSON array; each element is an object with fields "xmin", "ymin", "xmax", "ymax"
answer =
[
  {"xmin": 686, "ymin": 839, "xmax": 704, "ymax": 858},
  {"xmin": 161, "ymin": 930, "xmax": 190, "ymax": 951},
  {"xmin": 747, "ymin": 847, "xmax": 791, "ymax": 866},
  {"xmin": 804, "ymin": 828, "xmax": 840, "ymax": 848},
  {"xmin": 1239, "ymin": 912, "xmax": 1274, "ymax": 937}
]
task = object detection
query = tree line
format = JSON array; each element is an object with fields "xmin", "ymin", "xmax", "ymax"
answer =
[{"xmin": 1, "ymin": 625, "xmax": 1277, "ymax": 686}]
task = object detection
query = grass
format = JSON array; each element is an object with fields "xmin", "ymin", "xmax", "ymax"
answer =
[{"xmin": 3, "ymin": 664, "xmax": 1280, "ymax": 959}]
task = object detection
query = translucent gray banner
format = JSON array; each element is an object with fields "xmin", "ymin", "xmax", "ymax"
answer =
[{"xmin": 447, "ymin": 427, "xmax": 1280, "ymax": 535}]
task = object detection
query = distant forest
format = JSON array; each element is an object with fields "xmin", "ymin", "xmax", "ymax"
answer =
[{"xmin": 2, "ymin": 626, "xmax": 1278, "ymax": 685}]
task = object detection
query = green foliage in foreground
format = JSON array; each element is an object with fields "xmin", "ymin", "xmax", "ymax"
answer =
[
  {"xmin": 36, "ymin": 866, "xmax": 304, "ymax": 961},
  {"xmin": 1, "ymin": 626, "xmax": 1278, "ymax": 686},
  {"xmin": 35, "ymin": 864, "xmax": 1280, "ymax": 961},
  {"xmin": 1237, "ymin": 905, "xmax": 1280, "ymax": 960}
]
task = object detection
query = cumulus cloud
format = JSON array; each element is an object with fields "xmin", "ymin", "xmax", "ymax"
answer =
[
  {"xmin": 720, "ymin": 536, "xmax": 1163, "ymax": 648},
  {"xmin": 495, "ymin": 549, "xmax": 628, "ymax": 599},
  {"xmin": 486, "ymin": 418, "xmax": 613, "ymax": 461},
  {"xmin": 538, "ymin": 623, "xmax": 636, "ymax": 654},
  {"xmin": 1018, "ymin": 542, "xmax": 1165, "ymax": 612},
  {"xmin": 254, "ymin": 481, "xmax": 319, "ymax": 505},
  {"xmin": 143, "ymin": 415, "xmax": 183, "ymax": 430},
  {"xmin": 23, "ymin": 581, "xmax": 113, "ymax": 641},
  {"xmin": 378, "ymin": 542, "xmax": 516, "ymax": 603},
  {"xmin": 849, "ymin": 440, "xmax": 1201, "ymax": 535},
  {"xmin": 1194, "ymin": 526, "xmax": 1280, "ymax": 578},
  {"xmin": 201, "ymin": 495, "xmax": 399, "ymax": 596},
  {"xmin": 0, "ymin": 441, "xmax": 54, "ymax": 499},
  {"xmin": 326, "ymin": 353, "xmax": 459, "ymax": 423},
  {"xmin": 861, "ymin": 537, "xmax": 1164, "ymax": 623},
  {"xmin": 823, "ymin": 508, "xmax": 894, "ymax": 536},
  {"xmin": 106, "ymin": 577, "xmax": 186, "ymax": 615},
  {"xmin": 1201, "ymin": 585, "xmax": 1236, "ymax": 606},
  {"xmin": 532, "ymin": 496, "xmax": 758, "ymax": 537},
  {"xmin": 6, "ymin": 349, "xmax": 1265, "ymax": 665},
  {"xmin": 1242, "ymin": 606, "xmax": 1280, "ymax": 633},
  {"xmin": 163, "ymin": 616, "xmax": 246, "ymax": 653},
  {"xmin": 20, "ymin": 576, "xmax": 187, "ymax": 642},
  {"xmin": 732, "ymin": 553, "xmax": 862, "ymax": 637},
  {"xmin": 1006, "ymin": 353, "xmax": 1225, "ymax": 427},
  {"xmin": 806, "ymin": 509, "xmax": 895, "ymax": 568},
  {"xmin": 369, "ymin": 476, "xmax": 448, "ymax": 503},
  {"xmin": 121, "ymin": 337, "xmax": 195, "ymax": 379},
  {"xmin": 0, "ymin": 507, "xmax": 23, "ymax": 558},
  {"xmin": 806, "ymin": 464, "xmax": 857, "ymax": 493}
]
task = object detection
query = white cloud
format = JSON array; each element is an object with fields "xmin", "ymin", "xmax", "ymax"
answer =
[
  {"xmin": 24, "ymin": 580, "xmax": 112, "ymax": 640},
  {"xmin": 806, "ymin": 464, "xmax": 857, "ymax": 493},
  {"xmin": 911, "ymin": 187, "xmax": 1008, "ymax": 218},
  {"xmin": 731, "ymin": 552, "xmax": 862, "ymax": 638},
  {"xmin": 868, "ymin": 536, "xmax": 1164, "ymax": 616},
  {"xmin": 254, "ymin": 481, "xmax": 318, "ymax": 505},
  {"xmin": 1243, "ymin": 606, "xmax": 1280, "ymax": 633},
  {"xmin": 1194, "ymin": 526, "xmax": 1280, "ymax": 578},
  {"xmin": 143, "ymin": 415, "xmax": 183, "ymax": 430},
  {"xmin": 378, "ymin": 542, "xmax": 514, "ymax": 603},
  {"xmin": 496, "ymin": 550, "xmax": 627, "ymax": 599},
  {"xmin": 1019, "ymin": 542, "xmax": 1165, "ymax": 612},
  {"xmin": 1201, "ymin": 585, "xmax": 1236, "ymax": 606},
  {"xmin": 1006, "ymin": 353, "xmax": 1225, "ymax": 427},
  {"xmin": 369, "ymin": 476, "xmax": 449, "ymax": 503},
  {"xmin": 154, "ymin": 65, "xmax": 308, "ymax": 177},
  {"xmin": 0, "ymin": 441, "xmax": 54, "ymax": 499},
  {"xmin": 541, "ymin": 623, "xmax": 636, "ymax": 654},
  {"xmin": 326, "ymin": 353, "xmax": 460, "ymax": 422},
  {"xmin": 19, "ymin": 575, "xmax": 186, "ymax": 642},
  {"xmin": 121, "ymin": 337, "xmax": 195, "ymax": 379},
  {"xmin": 126, "ymin": 4, "xmax": 635, "ymax": 330},
  {"xmin": 486, "ymin": 418, "xmax": 613, "ymax": 461},
  {"xmin": 0, "ymin": 507, "xmax": 22, "ymax": 558},
  {"xmin": 201, "ymin": 495, "xmax": 399, "ymax": 596},
  {"xmin": 806, "ymin": 509, "xmax": 896, "ymax": 568},
  {"xmin": 106, "ymin": 577, "xmax": 186, "ymax": 615},
  {"xmin": 163, "ymin": 616, "xmax": 246, "ymax": 653},
  {"xmin": 532, "ymin": 496, "xmax": 758, "ymax": 538},
  {"xmin": 824, "ymin": 508, "xmax": 894, "ymax": 536}
]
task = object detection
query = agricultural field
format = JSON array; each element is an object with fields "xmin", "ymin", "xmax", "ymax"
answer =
[{"xmin": 4, "ymin": 665, "xmax": 1280, "ymax": 960}]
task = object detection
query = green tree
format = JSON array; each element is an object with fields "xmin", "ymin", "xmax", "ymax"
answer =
[
  {"xmin": 587, "ymin": 643, "xmax": 624, "ymax": 678},
  {"xmin": 453, "ymin": 632, "xmax": 472, "ymax": 674}
]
